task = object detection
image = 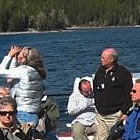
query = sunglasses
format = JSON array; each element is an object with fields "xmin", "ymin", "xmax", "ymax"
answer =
[
  {"xmin": 132, "ymin": 89, "xmax": 137, "ymax": 93},
  {"xmin": 0, "ymin": 111, "xmax": 15, "ymax": 116}
]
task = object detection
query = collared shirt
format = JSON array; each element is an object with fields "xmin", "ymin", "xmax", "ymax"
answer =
[{"xmin": 0, "ymin": 124, "xmax": 25, "ymax": 140}]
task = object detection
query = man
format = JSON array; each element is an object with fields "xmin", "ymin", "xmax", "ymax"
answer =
[
  {"xmin": 122, "ymin": 79, "xmax": 140, "ymax": 139},
  {"xmin": 93, "ymin": 48, "xmax": 133, "ymax": 140},
  {"xmin": 67, "ymin": 77, "xmax": 96, "ymax": 140}
]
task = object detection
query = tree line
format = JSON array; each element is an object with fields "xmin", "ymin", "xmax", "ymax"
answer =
[{"xmin": 0, "ymin": 0, "xmax": 140, "ymax": 32}]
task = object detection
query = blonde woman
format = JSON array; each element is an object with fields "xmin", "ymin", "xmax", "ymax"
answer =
[{"xmin": 0, "ymin": 46, "xmax": 47, "ymax": 127}]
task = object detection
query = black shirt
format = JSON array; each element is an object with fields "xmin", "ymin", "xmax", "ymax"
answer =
[{"xmin": 94, "ymin": 63, "xmax": 133, "ymax": 115}]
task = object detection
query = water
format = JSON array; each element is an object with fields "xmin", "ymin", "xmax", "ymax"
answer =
[{"xmin": 0, "ymin": 27, "xmax": 140, "ymax": 133}]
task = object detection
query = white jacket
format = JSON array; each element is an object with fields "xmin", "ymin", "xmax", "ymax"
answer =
[
  {"xmin": 0, "ymin": 55, "xmax": 44, "ymax": 113},
  {"xmin": 67, "ymin": 76, "xmax": 96, "ymax": 126}
]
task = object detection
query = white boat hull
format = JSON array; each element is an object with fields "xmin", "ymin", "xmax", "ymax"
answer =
[{"xmin": 58, "ymin": 136, "xmax": 93, "ymax": 140}]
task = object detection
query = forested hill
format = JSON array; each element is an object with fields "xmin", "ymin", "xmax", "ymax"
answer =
[{"xmin": 0, "ymin": 0, "xmax": 140, "ymax": 32}]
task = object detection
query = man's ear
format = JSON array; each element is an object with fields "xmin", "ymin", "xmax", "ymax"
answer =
[{"xmin": 111, "ymin": 57, "xmax": 114, "ymax": 63}]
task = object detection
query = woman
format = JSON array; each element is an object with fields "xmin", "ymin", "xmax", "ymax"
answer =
[
  {"xmin": 0, "ymin": 96, "xmax": 29, "ymax": 140},
  {"xmin": 0, "ymin": 46, "xmax": 47, "ymax": 126}
]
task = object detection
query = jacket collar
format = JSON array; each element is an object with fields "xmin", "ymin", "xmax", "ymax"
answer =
[{"xmin": 100, "ymin": 63, "xmax": 118, "ymax": 73}]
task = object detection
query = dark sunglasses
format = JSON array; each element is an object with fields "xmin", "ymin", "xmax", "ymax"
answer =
[
  {"xmin": 0, "ymin": 111, "xmax": 15, "ymax": 116},
  {"xmin": 132, "ymin": 89, "xmax": 137, "ymax": 93}
]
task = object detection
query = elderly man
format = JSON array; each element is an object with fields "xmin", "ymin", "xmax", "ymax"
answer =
[
  {"xmin": 67, "ymin": 77, "xmax": 96, "ymax": 140},
  {"xmin": 94, "ymin": 48, "xmax": 133, "ymax": 140},
  {"xmin": 122, "ymin": 79, "xmax": 140, "ymax": 140}
]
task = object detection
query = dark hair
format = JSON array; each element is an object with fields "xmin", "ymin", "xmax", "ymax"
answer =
[
  {"xmin": 22, "ymin": 47, "xmax": 47, "ymax": 79},
  {"xmin": 78, "ymin": 79, "xmax": 90, "ymax": 93},
  {"xmin": 0, "ymin": 96, "xmax": 17, "ymax": 112}
]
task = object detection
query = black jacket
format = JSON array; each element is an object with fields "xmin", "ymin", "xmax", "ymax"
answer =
[{"xmin": 94, "ymin": 64, "xmax": 133, "ymax": 115}]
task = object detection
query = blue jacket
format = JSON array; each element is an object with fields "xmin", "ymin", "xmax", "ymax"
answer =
[{"xmin": 123, "ymin": 107, "xmax": 140, "ymax": 140}]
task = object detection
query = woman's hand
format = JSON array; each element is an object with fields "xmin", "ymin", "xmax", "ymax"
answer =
[{"xmin": 8, "ymin": 46, "xmax": 21, "ymax": 58}]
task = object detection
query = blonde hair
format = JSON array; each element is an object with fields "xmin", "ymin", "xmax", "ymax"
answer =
[{"xmin": 22, "ymin": 47, "xmax": 47, "ymax": 79}]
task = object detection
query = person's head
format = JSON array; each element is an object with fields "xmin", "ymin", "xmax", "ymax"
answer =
[
  {"xmin": 17, "ymin": 46, "xmax": 46, "ymax": 79},
  {"xmin": 101, "ymin": 48, "xmax": 118, "ymax": 69},
  {"xmin": 131, "ymin": 79, "xmax": 140, "ymax": 105},
  {"xmin": 79, "ymin": 79, "xmax": 93, "ymax": 97},
  {"xmin": 0, "ymin": 87, "xmax": 9, "ymax": 97},
  {"xmin": 0, "ymin": 96, "xmax": 17, "ymax": 128}
]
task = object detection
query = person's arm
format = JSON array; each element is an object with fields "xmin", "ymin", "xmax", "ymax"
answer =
[
  {"xmin": 0, "ymin": 65, "xmax": 27, "ymax": 79},
  {"xmin": 6, "ymin": 57, "xmax": 18, "ymax": 86},
  {"xmin": 0, "ymin": 46, "xmax": 27, "ymax": 79},
  {"xmin": 0, "ymin": 55, "xmax": 12, "ymax": 69},
  {"xmin": 67, "ymin": 93, "xmax": 94, "ymax": 115},
  {"xmin": 0, "ymin": 46, "xmax": 19, "ymax": 69},
  {"xmin": 9, "ymin": 57, "xmax": 18, "ymax": 68}
]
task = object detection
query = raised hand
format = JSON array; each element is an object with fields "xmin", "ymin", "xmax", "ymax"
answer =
[{"xmin": 8, "ymin": 45, "xmax": 21, "ymax": 58}]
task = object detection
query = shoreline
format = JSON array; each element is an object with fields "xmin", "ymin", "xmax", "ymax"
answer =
[{"xmin": 0, "ymin": 25, "xmax": 140, "ymax": 36}]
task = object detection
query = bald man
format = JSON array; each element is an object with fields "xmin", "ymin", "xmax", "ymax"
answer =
[
  {"xmin": 93, "ymin": 48, "xmax": 133, "ymax": 140},
  {"xmin": 67, "ymin": 77, "xmax": 96, "ymax": 140}
]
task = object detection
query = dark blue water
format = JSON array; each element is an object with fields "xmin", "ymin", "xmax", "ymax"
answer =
[{"xmin": 0, "ymin": 27, "xmax": 140, "ymax": 133}]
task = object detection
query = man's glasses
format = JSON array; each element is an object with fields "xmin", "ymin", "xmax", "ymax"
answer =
[
  {"xmin": 132, "ymin": 89, "xmax": 137, "ymax": 93},
  {"xmin": 0, "ymin": 111, "xmax": 15, "ymax": 116}
]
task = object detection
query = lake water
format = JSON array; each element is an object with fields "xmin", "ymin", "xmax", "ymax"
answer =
[{"xmin": 0, "ymin": 27, "xmax": 140, "ymax": 133}]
